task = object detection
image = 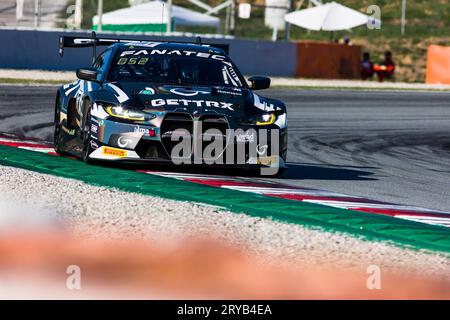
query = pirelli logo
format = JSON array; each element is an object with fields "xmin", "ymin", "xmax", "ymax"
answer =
[{"xmin": 102, "ymin": 146, "xmax": 127, "ymax": 158}]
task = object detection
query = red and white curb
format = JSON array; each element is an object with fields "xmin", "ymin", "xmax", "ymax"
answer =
[
  {"xmin": 0, "ymin": 136, "xmax": 57, "ymax": 155},
  {"xmin": 141, "ymin": 171, "xmax": 450, "ymax": 228},
  {"xmin": 1, "ymin": 133, "xmax": 450, "ymax": 229}
]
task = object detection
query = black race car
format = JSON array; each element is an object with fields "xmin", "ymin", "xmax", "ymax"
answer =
[{"xmin": 55, "ymin": 33, "xmax": 287, "ymax": 174}]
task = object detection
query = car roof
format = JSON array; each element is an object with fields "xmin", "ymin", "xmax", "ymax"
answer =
[{"xmin": 111, "ymin": 42, "xmax": 227, "ymax": 56}]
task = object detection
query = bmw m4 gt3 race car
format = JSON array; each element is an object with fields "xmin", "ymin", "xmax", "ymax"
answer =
[{"xmin": 54, "ymin": 34, "xmax": 287, "ymax": 174}]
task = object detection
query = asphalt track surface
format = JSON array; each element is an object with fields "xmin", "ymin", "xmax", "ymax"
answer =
[{"xmin": 1, "ymin": 84, "xmax": 450, "ymax": 212}]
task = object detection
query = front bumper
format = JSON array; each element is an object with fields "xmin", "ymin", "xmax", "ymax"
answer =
[
  {"xmin": 89, "ymin": 144, "xmax": 286, "ymax": 169},
  {"xmin": 89, "ymin": 116, "xmax": 287, "ymax": 169}
]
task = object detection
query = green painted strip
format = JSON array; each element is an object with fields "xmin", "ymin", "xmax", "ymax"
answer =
[
  {"xmin": 92, "ymin": 23, "xmax": 167, "ymax": 33},
  {"xmin": 1, "ymin": 145, "xmax": 450, "ymax": 253}
]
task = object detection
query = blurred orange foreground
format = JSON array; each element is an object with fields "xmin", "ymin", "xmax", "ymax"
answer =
[{"xmin": 0, "ymin": 232, "xmax": 449, "ymax": 299}]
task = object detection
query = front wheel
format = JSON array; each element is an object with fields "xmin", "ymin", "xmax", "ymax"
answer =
[
  {"xmin": 81, "ymin": 101, "xmax": 94, "ymax": 163},
  {"xmin": 54, "ymin": 96, "xmax": 64, "ymax": 155}
]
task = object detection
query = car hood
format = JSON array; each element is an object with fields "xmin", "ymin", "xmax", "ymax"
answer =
[{"xmin": 105, "ymin": 82, "xmax": 251, "ymax": 116}]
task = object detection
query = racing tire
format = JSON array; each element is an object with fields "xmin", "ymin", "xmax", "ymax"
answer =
[
  {"xmin": 81, "ymin": 101, "xmax": 94, "ymax": 164},
  {"xmin": 54, "ymin": 96, "xmax": 65, "ymax": 155}
]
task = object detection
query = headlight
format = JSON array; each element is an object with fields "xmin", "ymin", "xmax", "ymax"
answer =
[
  {"xmin": 239, "ymin": 113, "xmax": 277, "ymax": 126},
  {"xmin": 256, "ymin": 113, "xmax": 276, "ymax": 126},
  {"xmin": 104, "ymin": 105, "xmax": 155, "ymax": 122}
]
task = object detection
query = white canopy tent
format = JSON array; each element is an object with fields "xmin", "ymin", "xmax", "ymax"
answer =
[
  {"xmin": 285, "ymin": 1, "xmax": 379, "ymax": 31},
  {"xmin": 93, "ymin": 1, "xmax": 221, "ymax": 33}
]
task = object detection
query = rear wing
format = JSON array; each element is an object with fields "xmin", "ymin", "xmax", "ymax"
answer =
[{"xmin": 59, "ymin": 32, "xmax": 230, "ymax": 63}]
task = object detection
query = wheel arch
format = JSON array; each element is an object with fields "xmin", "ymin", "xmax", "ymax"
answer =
[{"xmin": 81, "ymin": 96, "xmax": 93, "ymax": 133}]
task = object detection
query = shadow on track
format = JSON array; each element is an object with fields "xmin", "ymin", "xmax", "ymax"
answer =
[
  {"xmin": 279, "ymin": 163, "xmax": 377, "ymax": 181},
  {"xmin": 93, "ymin": 160, "xmax": 377, "ymax": 181},
  {"xmin": 94, "ymin": 161, "xmax": 265, "ymax": 177}
]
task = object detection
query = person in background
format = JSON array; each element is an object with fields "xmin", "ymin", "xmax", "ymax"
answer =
[
  {"xmin": 360, "ymin": 52, "xmax": 374, "ymax": 80},
  {"xmin": 343, "ymin": 36, "xmax": 351, "ymax": 45},
  {"xmin": 375, "ymin": 51, "xmax": 396, "ymax": 82}
]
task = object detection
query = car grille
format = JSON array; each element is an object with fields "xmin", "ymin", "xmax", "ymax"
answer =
[
  {"xmin": 199, "ymin": 115, "xmax": 228, "ymax": 137},
  {"xmin": 160, "ymin": 113, "xmax": 230, "ymax": 162},
  {"xmin": 161, "ymin": 113, "xmax": 194, "ymax": 158},
  {"xmin": 199, "ymin": 115, "xmax": 229, "ymax": 161}
]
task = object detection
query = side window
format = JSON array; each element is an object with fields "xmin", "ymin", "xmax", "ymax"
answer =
[
  {"xmin": 92, "ymin": 49, "xmax": 112, "ymax": 80},
  {"xmin": 92, "ymin": 52, "xmax": 105, "ymax": 70},
  {"xmin": 92, "ymin": 50, "xmax": 112, "ymax": 72}
]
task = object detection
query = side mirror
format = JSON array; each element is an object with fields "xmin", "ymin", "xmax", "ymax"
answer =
[
  {"xmin": 248, "ymin": 76, "xmax": 271, "ymax": 90},
  {"xmin": 76, "ymin": 68, "xmax": 100, "ymax": 82}
]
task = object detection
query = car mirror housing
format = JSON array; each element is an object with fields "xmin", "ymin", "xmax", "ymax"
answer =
[
  {"xmin": 248, "ymin": 76, "xmax": 271, "ymax": 90},
  {"xmin": 76, "ymin": 68, "xmax": 100, "ymax": 82}
]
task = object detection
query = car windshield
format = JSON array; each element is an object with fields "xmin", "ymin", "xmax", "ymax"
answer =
[{"xmin": 108, "ymin": 50, "xmax": 245, "ymax": 88}]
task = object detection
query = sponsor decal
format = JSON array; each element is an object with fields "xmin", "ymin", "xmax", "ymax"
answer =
[
  {"xmin": 90, "ymin": 124, "xmax": 98, "ymax": 134},
  {"xmin": 253, "ymin": 94, "xmax": 280, "ymax": 112},
  {"xmin": 221, "ymin": 62, "xmax": 242, "ymax": 87},
  {"xmin": 256, "ymin": 144, "xmax": 268, "ymax": 156},
  {"xmin": 123, "ymin": 42, "xmax": 160, "ymax": 48},
  {"xmin": 139, "ymin": 87, "xmax": 155, "ymax": 95},
  {"xmin": 102, "ymin": 146, "xmax": 127, "ymax": 158},
  {"xmin": 236, "ymin": 131, "xmax": 256, "ymax": 143},
  {"xmin": 169, "ymin": 88, "xmax": 209, "ymax": 97},
  {"xmin": 134, "ymin": 125, "xmax": 156, "ymax": 137},
  {"xmin": 119, "ymin": 50, "xmax": 225, "ymax": 61},
  {"xmin": 117, "ymin": 136, "xmax": 133, "ymax": 148},
  {"xmin": 108, "ymin": 134, "xmax": 139, "ymax": 149},
  {"xmin": 216, "ymin": 89, "xmax": 242, "ymax": 96},
  {"xmin": 117, "ymin": 57, "xmax": 149, "ymax": 65},
  {"xmin": 257, "ymin": 155, "xmax": 278, "ymax": 166},
  {"xmin": 90, "ymin": 140, "xmax": 99, "ymax": 149},
  {"xmin": 150, "ymin": 99, "xmax": 233, "ymax": 111}
]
